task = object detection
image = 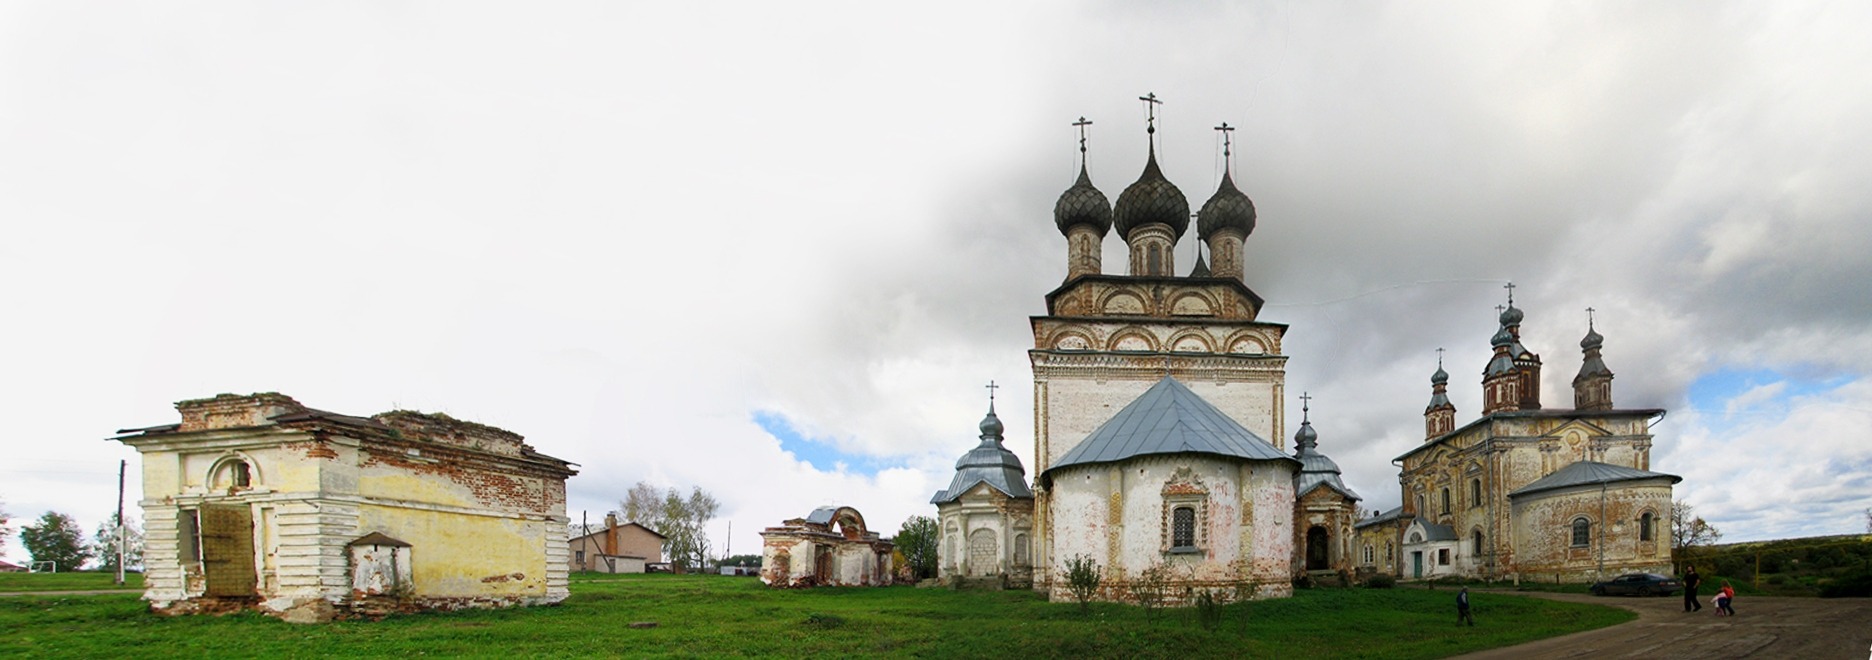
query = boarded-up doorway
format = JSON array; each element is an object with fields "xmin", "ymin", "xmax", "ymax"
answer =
[
  {"xmin": 200, "ymin": 504, "xmax": 256, "ymax": 597},
  {"xmin": 814, "ymin": 546, "xmax": 833, "ymax": 583},
  {"xmin": 1306, "ymin": 526, "xmax": 1330, "ymax": 571}
]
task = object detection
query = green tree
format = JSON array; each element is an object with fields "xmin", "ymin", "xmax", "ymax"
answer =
[
  {"xmin": 21, "ymin": 511, "xmax": 92, "ymax": 572},
  {"xmin": 0, "ymin": 498, "xmax": 11, "ymax": 553},
  {"xmin": 1063, "ymin": 554, "xmax": 1102, "ymax": 613},
  {"xmin": 616, "ymin": 482, "xmax": 719, "ymax": 572},
  {"xmin": 894, "ymin": 516, "xmax": 939, "ymax": 580},
  {"xmin": 91, "ymin": 512, "xmax": 145, "ymax": 573}
]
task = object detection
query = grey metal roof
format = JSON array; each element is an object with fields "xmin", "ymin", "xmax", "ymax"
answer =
[
  {"xmin": 1410, "ymin": 521, "xmax": 1458, "ymax": 542},
  {"xmin": 1509, "ymin": 460, "xmax": 1681, "ymax": 499},
  {"xmin": 1292, "ymin": 418, "xmax": 1360, "ymax": 501},
  {"xmin": 1354, "ymin": 506, "xmax": 1411, "ymax": 530},
  {"xmin": 1045, "ymin": 377, "xmax": 1294, "ymax": 476},
  {"xmin": 932, "ymin": 405, "xmax": 1033, "ymax": 504},
  {"xmin": 805, "ymin": 507, "xmax": 840, "ymax": 525}
]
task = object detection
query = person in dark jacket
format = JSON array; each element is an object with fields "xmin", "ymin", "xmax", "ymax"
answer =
[
  {"xmin": 1457, "ymin": 586, "xmax": 1475, "ymax": 626},
  {"xmin": 1683, "ymin": 565, "xmax": 1702, "ymax": 612}
]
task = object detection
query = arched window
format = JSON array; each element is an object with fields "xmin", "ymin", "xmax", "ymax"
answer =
[
  {"xmin": 1470, "ymin": 479, "xmax": 1482, "ymax": 507},
  {"xmin": 1385, "ymin": 541, "xmax": 1394, "ymax": 563},
  {"xmin": 1571, "ymin": 518, "xmax": 1591, "ymax": 547},
  {"xmin": 1472, "ymin": 529, "xmax": 1484, "ymax": 555},
  {"xmin": 1441, "ymin": 488, "xmax": 1451, "ymax": 515},
  {"xmin": 1416, "ymin": 494, "xmax": 1425, "ymax": 514},
  {"xmin": 1363, "ymin": 544, "xmax": 1374, "ymax": 564},
  {"xmin": 232, "ymin": 462, "xmax": 251, "ymax": 488},
  {"xmin": 1171, "ymin": 506, "xmax": 1195, "ymax": 549},
  {"xmin": 1639, "ymin": 511, "xmax": 1654, "ymax": 542}
]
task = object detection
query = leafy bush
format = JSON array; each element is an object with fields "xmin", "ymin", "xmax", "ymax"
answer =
[
  {"xmin": 1819, "ymin": 571, "xmax": 1872, "ymax": 598},
  {"xmin": 1365, "ymin": 574, "xmax": 1396, "ymax": 589},
  {"xmin": 1190, "ymin": 588, "xmax": 1223, "ymax": 631},
  {"xmin": 1129, "ymin": 561, "xmax": 1171, "ymax": 617},
  {"xmin": 1062, "ymin": 554, "xmax": 1101, "ymax": 612}
]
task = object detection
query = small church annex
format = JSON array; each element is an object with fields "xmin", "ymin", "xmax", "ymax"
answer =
[{"xmin": 113, "ymin": 392, "xmax": 577, "ymax": 622}]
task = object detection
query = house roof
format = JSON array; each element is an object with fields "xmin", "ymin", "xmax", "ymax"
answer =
[
  {"xmin": 1508, "ymin": 460, "xmax": 1682, "ymax": 499},
  {"xmin": 349, "ymin": 532, "xmax": 411, "ymax": 547},
  {"xmin": 1045, "ymin": 377, "xmax": 1295, "ymax": 477},
  {"xmin": 1353, "ymin": 506, "xmax": 1411, "ymax": 530}
]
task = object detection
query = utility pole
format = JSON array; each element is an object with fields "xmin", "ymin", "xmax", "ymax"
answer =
[{"xmin": 115, "ymin": 459, "xmax": 126, "ymax": 586}]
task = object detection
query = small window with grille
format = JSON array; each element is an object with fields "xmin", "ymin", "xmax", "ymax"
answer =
[
  {"xmin": 1571, "ymin": 518, "xmax": 1591, "ymax": 547},
  {"xmin": 1171, "ymin": 506, "xmax": 1196, "ymax": 550}
]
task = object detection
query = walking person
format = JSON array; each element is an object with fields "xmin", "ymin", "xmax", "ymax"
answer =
[
  {"xmin": 1682, "ymin": 565, "xmax": 1702, "ymax": 612},
  {"xmin": 1457, "ymin": 586, "xmax": 1475, "ymax": 626}
]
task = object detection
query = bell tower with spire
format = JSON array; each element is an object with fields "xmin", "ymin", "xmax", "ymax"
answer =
[
  {"xmin": 1425, "ymin": 349, "xmax": 1456, "ymax": 438},
  {"xmin": 1573, "ymin": 309, "xmax": 1615, "ymax": 410}
]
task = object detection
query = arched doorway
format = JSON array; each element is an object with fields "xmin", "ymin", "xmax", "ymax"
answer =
[{"xmin": 1305, "ymin": 526, "xmax": 1330, "ymax": 571}]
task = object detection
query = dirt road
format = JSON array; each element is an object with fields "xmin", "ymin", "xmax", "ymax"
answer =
[{"xmin": 1454, "ymin": 591, "xmax": 1872, "ymax": 659}]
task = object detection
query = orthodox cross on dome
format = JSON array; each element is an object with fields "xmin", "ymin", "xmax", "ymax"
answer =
[
  {"xmin": 1503, "ymin": 281, "xmax": 1516, "ymax": 306},
  {"xmin": 1586, "ymin": 306, "xmax": 1597, "ymax": 329},
  {"xmin": 985, "ymin": 380, "xmax": 999, "ymax": 404},
  {"xmin": 1436, "ymin": 347, "xmax": 1445, "ymax": 368},
  {"xmin": 1495, "ymin": 304, "xmax": 1506, "ymax": 318},
  {"xmin": 1215, "ymin": 121, "xmax": 1235, "ymax": 162},
  {"xmin": 1299, "ymin": 391, "xmax": 1312, "ymax": 423},
  {"xmin": 1139, "ymin": 92, "xmax": 1162, "ymax": 147},
  {"xmin": 1073, "ymin": 116, "xmax": 1093, "ymax": 168}
]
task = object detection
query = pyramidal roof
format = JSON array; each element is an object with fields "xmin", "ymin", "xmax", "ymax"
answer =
[
  {"xmin": 1508, "ymin": 460, "xmax": 1681, "ymax": 499},
  {"xmin": 1045, "ymin": 377, "xmax": 1294, "ymax": 477}
]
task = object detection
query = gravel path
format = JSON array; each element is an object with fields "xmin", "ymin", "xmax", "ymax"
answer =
[{"xmin": 1453, "ymin": 591, "xmax": 1872, "ymax": 659}]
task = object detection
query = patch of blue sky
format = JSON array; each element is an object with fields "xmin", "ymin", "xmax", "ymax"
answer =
[
  {"xmin": 1684, "ymin": 367, "xmax": 1855, "ymax": 419},
  {"xmin": 752, "ymin": 410, "xmax": 892, "ymax": 476}
]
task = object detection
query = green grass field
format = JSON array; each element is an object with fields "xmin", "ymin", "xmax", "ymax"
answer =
[
  {"xmin": 0, "ymin": 571, "xmax": 142, "ymax": 592},
  {"xmin": 0, "ymin": 574, "xmax": 1632, "ymax": 659}
]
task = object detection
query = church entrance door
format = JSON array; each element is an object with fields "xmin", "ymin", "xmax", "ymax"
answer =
[
  {"xmin": 1411, "ymin": 551, "xmax": 1423, "ymax": 578},
  {"xmin": 1305, "ymin": 526, "xmax": 1330, "ymax": 571},
  {"xmin": 814, "ymin": 546, "xmax": 833, "ymax": 583}
]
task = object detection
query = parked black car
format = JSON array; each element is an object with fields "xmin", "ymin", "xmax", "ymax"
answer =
[{"xmin": 1590, "ymin": 572, "xmax": 1683, "ymax": 596}]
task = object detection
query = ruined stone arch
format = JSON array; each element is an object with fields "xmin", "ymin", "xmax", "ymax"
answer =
[
  {"xmin": 1099, "ymin": 290, "xmax": 1148, "ymax": 316},
  {"xmin": 207, "ymin": 452, "xmax": 262, "ymax": 490},
  {"xmin": 1108, "ymin": 328, "xmax": 1158, "ymax": 353},
  {"xmin": 1165, "ymin": 330, "xmax": 1215, "ymax": 354}
]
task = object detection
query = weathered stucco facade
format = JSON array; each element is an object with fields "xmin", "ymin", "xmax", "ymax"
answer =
[
  {"xmin": 1031, "ymin": 118, "xmax": 1293, "ymax": 601},
  {"xmin": 113, "ymin": 393, "xmax": 577, "ymax": 622},
  {"xmin": 759, "ymin": 506, "xmax": 893, "ymax": 588},
  {"xmin": 1361, "ymin": 303, "xmax": 1679, "ymax": 583}
]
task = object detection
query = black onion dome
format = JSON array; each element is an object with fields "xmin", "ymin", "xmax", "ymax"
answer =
[
  {"xmin": 1197, "ymin": 170, "xmax": 1257, "ymax": 239},
  {"xmin": 1580, "ymin": 326, "xmax": 1604, "ymax": 350},
  {"xmin": 1500, "ymin": 304, "xmax": 1524, "ymax": 326},
  {"xmin": 1112, "ymin": 151, "xmax": 1189, "ymax": 240},
  {"xmin": 1432, "ymin": 364, "xmax": 1449, "ymax": 385},
  {"xmin": 1053, "ymin": 165, "xmax": 1112, "ymax": 236}
]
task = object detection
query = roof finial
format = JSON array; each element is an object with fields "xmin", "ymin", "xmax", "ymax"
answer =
[
  {"xmin": 1215, "ymin": 121, "xmax": 1234, "ymax": 168},
  {"xmin": 1495, "ymin": 304, "xmax": 1506, "ymax": 316},
  {"xmin": 1073, "ymin": 116, "xmax": 1093, "ymax": 168},
  {"xmin": 1504, "ymin": 281, "xmax": 1516, "ymax": 306},
  {"xmin": 1139, "ymin": 92, "xmax": 1162, "ymax": 148},
  {"xmin": 1299, "ymin": 391, "xmax": 1312, "ymax": 423},
  {"xmin": 1436, "ymin": 347, "xmax": 1445, "ymax": 368},
  {"xmin": 985, "ymin": 379, "xmax": 999, "ymax": 410},
  {"xmin": 1586, "ymin": 306, "xmax": 1596, "ymax": 330}
]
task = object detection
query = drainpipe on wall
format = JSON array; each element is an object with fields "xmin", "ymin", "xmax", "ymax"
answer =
[{"xmin": 1598, "ymin": 481, "xmax": 1607, "ymax": 582}]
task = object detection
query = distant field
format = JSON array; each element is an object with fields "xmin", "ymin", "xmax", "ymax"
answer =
[
  {"xmin": 0, "ymin": 574, "xmax": 1632, "ymax": 659},
  {"xmin": 0, "ymin": 572, "xmax": 142, "ymax": 593}
]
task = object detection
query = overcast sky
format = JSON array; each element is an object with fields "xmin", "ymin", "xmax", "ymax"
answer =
[{"xmin": 4, "ymin": 2, "xmax": 1870, "ymax": 564}]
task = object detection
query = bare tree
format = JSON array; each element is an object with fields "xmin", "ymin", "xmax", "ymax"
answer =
[
  {"xmin": 0, "ymin": 498, "xmax": 10, "ymax": 553},
  {"xmin": 1671, "ymin": 502, "xmax": 1723, "ymax": 562}
]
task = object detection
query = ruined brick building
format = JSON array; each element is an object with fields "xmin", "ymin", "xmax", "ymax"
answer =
[
  {"xmin": 1355, "ymin": 303, "xmax": 1679, "ymax": 582},
  {"xmin": 759, "ymin": 506, "xmax": 894, "ymax": 587},
  {"xmin": 113, "ymin": 393, "xmax": 577, "ymax": 622},
  {"xmin": 930, "ymin": 396, "xmax": 1034, "ymax": 586}
]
